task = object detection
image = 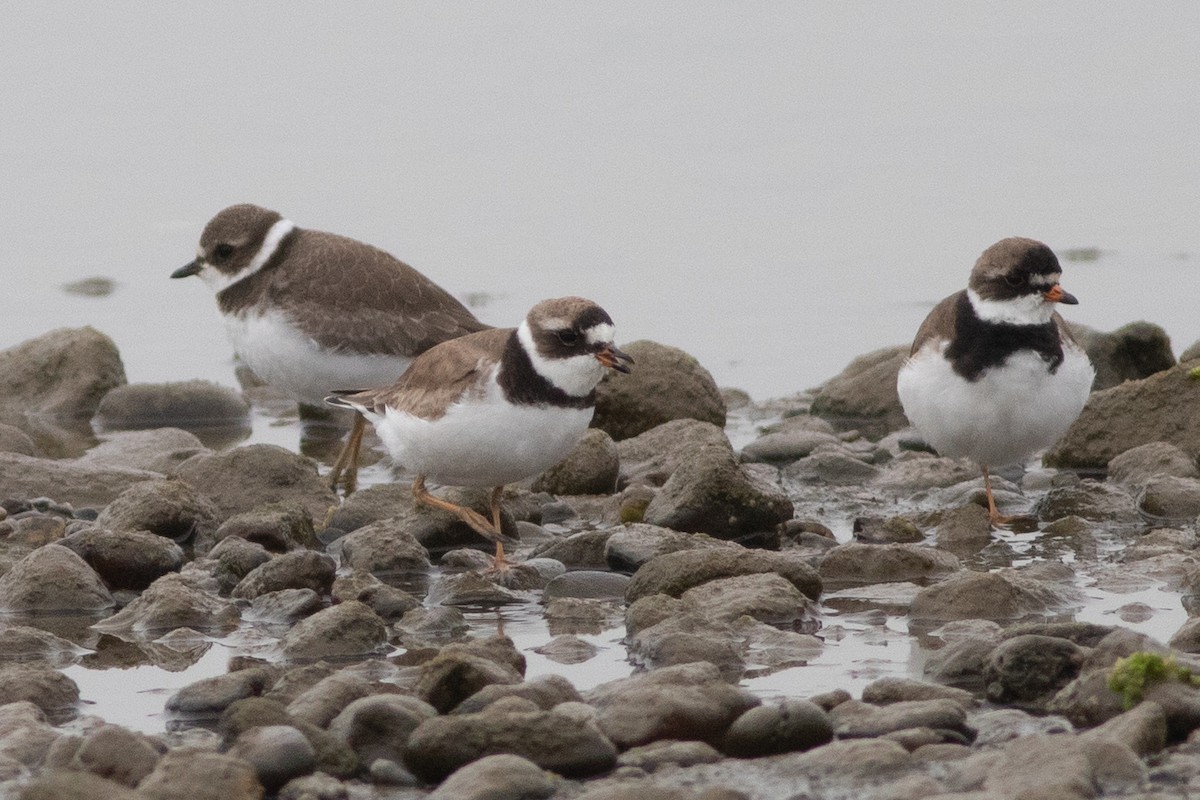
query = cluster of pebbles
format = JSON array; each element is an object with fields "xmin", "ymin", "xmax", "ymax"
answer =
[{"xmin": 2, "ymin": 325, "xmax": 1200, "ymax": 799}]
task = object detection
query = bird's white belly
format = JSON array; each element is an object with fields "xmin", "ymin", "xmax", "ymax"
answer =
[
  {"xmin": 897, "ymin": 343, "xmax": 1094, "ymax": 468},
  {"xmin": 224, "ymin": 309, "xmax": 412, "ymax": 406},
  {"xmin": 370, "ymin": 393, "xmax": 595, "ymax": 488}
]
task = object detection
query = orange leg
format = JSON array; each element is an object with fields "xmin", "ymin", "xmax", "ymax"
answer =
[
  {"xmin": 489, "ymin": 486, "xmax": 510, "ymax": 569},
  {"xmin": 327, "ymin": 413, "xmax": 367, "ymax": 496},
  {"xmin": 982, "ymin": 465, "xmax": 1015, "ymax": 528},
  {"xmin": 412, "ymin": 475, "xmax": 499, "ymax": 540}
]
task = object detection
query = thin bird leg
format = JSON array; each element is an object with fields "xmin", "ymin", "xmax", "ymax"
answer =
[
  {"xmin": 982, "ymin": 465, "xmax": 1015, "ymax": 528},
  {"xmin": 489, "ymin": 485, "xmax": 510, "ymax": 569},
  {"xmin": 327, "ymin": 413, "xmax": 367, "ymax": 496},
  {"xmin": 411, "ymin": 475, "xmax": 498, "ymax": 540}
]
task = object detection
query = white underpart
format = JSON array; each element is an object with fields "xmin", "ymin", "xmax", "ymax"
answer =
[
  {"xmin": 225, "ymin": 308, "xmax": 412, "ymax": 405},
  {"xmin": 967, "ymin": 286, "xmax": 1057, "ymax": 326},
  {"xmin": 197, "ymin": 218, "xmax": 296, "ymax": 294},
  {"xmin": 897, "ymin": 340, "xmax": 1094, "ymax": 468},
  {"xmin": 517, "ymin": 319, "xmax": 607, "ymax": 397},
  {"xmin": 365, "ymin": 367, "xmax": 595, "ymax": 487}
]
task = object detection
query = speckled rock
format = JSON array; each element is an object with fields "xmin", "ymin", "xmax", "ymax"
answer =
[
  {"xmin": 1067, "ymin": 319, "xmax": 1176, "ymax": 391},
  {"xmin": 641, "ymin": 442, "xmax": 792, "ymax": 540},
  {"xmin": 830, "ymin": 698, "xmax": 971, "ymax": 739},
  {"xmin": 910, "ymin": 570, "xmax": 1077, "ymax": 622},
  {"xmin": 615, "ymin": 419, "xmax": 732, "ymax": 488},
  {"xmin": 416, "ymin": 650, "xmax": 525, "ymax": 713},
  {"xmin": 78, "ymin": 428, "xmax": 209, "ymax": 474},
  {"xmin": 94, "ymin": 380, "xmax": 250, "ymax": 442},
  {"xmin": 227, "ymin": 724, "xmax": 316, "ymax": 792},
  {"xmin": 819, "ymin": 543, "xmax": 960, "ymax": 586},
  {"xmin": 452, "ymin": 675, "xmax": 583, "ymax": 715},
  {"xmin": 983, "ymin": 634, "xmax": 1088, "ymax": 709},
  {"xmin": 604, "ymin": 524, "xmax": 741, "ymax": 573},
  {"xmin": 625, "ymin": 548, "xmax": 821, "ymax": 604},
  {"xmin": 0, "ymin": 544, "xmax": 114, "ymax": 613},
  {"xmin": 0, "ymin": 326, "xmax": 126, "ymax": 430},
  {"xmin": 0, "ymin": 453, "xmax": 160, "ymax": 509},
  {"xmin": 543, "ymin": 571, "xmax": 630, "ymax": 601},
  {"xmin": 136, "ymin": 748, "xmax": 263, "ymax": 800},
  {"xmin": 209, "ymin": 536, "xmax": 272, "ymax": 594},
  {"xmin": 17, "ymin": 770, "xmax": 143, "ymax": 800},
  {"xmin": 93, "ymin": 478, "xmax": 221, "ymax": 545},
  {"xmin": 741, "ymin": 429, "xmax": 843, "ymax": 465},
  {"xmin": 404, "ymin": 707, "xmax": 618, "ymax": 781},
  {"xmin": 722, "ymin": 699, "xmax": 833, "ymax": 757},
  {"xmin": 427, "ymin": 753, "xmax": 557, "ymax": 800},
  {"xmin": 810, "ymin": 345, "xmax": 908, "ymax": 437},
  {"xmin": 335, "ymin": 519, "xmax": 431, "ymax": 574},
  {"xmin": 532, "ymin": 428, "xmax": 620, "ymax": 495},
  {"xmin": 328, "ymin": 694, "xmax": 437, "ymax": 767},
  {"xmin": 59, "ymin": 527, "xmax": 184, "ymax": 590},
  {"xmin": 1108, "ymin": 441, "xmax": 1200, "ymax": 487},
  {"xmin": 1046, "ymin": 361, "xmax": 1200, "ymax": 469},
  {"xmin": 592, "ymin": 340, "xmax": 725, "ymax": 442},
  {"xmin": 93, "ymin": 572, "xmax": 239, "ymax": 635},
  {"xmin": 679, "ymin": 573, "xmax": 816, "ymax": 625},
  {"xmin": 280, "ymin": 601, "xmax": 388, "ymax": 662},
  {"xmin": 784, "ymin": 450, "xmax": 882, "ymax": 485},
  {"xmin": 214, "ymin": 504, "xmax": 320, "ymax": 553},
  {"xmin": 173, "ymin": 443, "xmax": 336, "ymax": 523},
  {"xmin": 861, "ymin": 678, "xmax": 976, "ymax": 708},
  {"xmin": 230, "ymin": 551, "xmax": 337, "ymax": 600},
  {"xmin": 0, "ymin": 664, "xmax": 80, "ymax": 716},
  {"xmin": 1138, "ymin": 475, "xmax": 1200, "ymax": 522},
  {"xmin": 0, "ymin": 626, "xmax": 82, "ymax": 665},
  {"xmin": 1035, "ymin": 480, "xmax": 1139, "ymax": 523},
  {"xmin": 167, "ymin": 668, "xmax": 276, "ymax": 716},
  {"xmin": 69, "ymin": 724, "xmax": 160, "ymax": 787},
  {"xmin": 530, "ymin": 529, "xmax": 615, "ymax": 569}
]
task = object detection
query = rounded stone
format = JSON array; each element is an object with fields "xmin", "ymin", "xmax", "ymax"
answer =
[
  {"xmin": 722, "ymin": 699, "xmax": 833, "ymax": 757},
  {"xmin": 228, "ymin": 724, "xmax": 316, "ymax": 791},
  {"xmin": 0, "ymin": 543, "xmax": 114, "ymax": 614},
  {"xmin": 532, "ymin": 428, "xmax": 621, "ymax": 495}
]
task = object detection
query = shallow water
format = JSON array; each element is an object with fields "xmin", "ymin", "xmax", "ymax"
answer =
[{"xmin": 1, "ymin": 2, "xmax": 1197, "ymax": 737}]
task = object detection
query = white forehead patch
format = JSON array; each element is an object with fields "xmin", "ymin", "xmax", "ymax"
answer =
[
  {"xmin": 518, "ymin": 319, "xmax": 606, "ymax": 397},
  {"xmin": 967, "ymin": 288, "xmax": 1057, "ymax": 326},
  {"xmin": 199, "ymin": 218, "xmax": 295, "ymax": 295},
  {"xmin": 586, "ymin": 322, "xmax": 615, "ymax": 345},
  {"xmin": 1028, "ymin": 272, "xmax": 1060, "ymax": 289}
]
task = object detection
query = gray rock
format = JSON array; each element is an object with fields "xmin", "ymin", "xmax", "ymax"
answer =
[
  {"xmin": 830, "ymin": 698, "xmax": 970, "ymax": 739},
  {"xmin": 284, "ymin": 672, "xmax": 377, "ymax": 729},
  {"xmin": 642, "ymin": 443, "xmax": 793, "ymax": 540},
  {"xmin": 93, "ymin": 478, "xmax": 221, "ymax": 546},
  {"xmin": 592, "ymin": 340, "xmax": 725, "ymax": 442},
  {"xmin": 0, "ymin": 423, "xmax": 37, "ymax": 456},
  {"xmin": 530, "ymin": 529, "xmax": 615, "ymax": 569},
  {"xmin": 617, "ymin": 740, "xmax": 723, "ymax": 771},
  {"xmin": 1047, "ymin": 669, "xmax": 1128, "ymax": 729},
  {"xmin": 93, "ymin": 572, "xmax": 239, "ymax": 635},
  {"xmin": 584, "ymin": 662, "xmax": 760, "ymax": 749},
  {"xmin": 616, "ymin": 419, "xmax": 732, "ymax": 488},
  {"xmin": 59, "ymin": 527, "xmax": 184, "ymax": 590},
  {"xmin": 861, "ymin": 678, "xmax": 977, "ymax": 708},
  {"xmin": 1108, "ymin": 441, "xmax": 1200, "ymax": 487},
  {"xmin": 933, "ymin": 503, "xmax": 993, "ymax": 553},
  {"xmin": 1067, "ymin": 319, "xmax": 1176, "ymax": 391},
  {"xmin": 94, "ymin": 379, "xmax": 249, "ymax": 433},
  {"xmin": 604, "ymin": 523, "xmax": 740, "ymax": 573},
  {"xmin": 0, "ymin": 453, "xmax": 160, "ymax": 509},
  {"xmin": 173, "ymin": 443, "xmax": 337, "ymax": 523},
  {"xmin": 68, "ymin": 724, "xmax": 160, "ymax": 787},
  {"xmin": 1035, "ymin": 480, "xmax": 1139, "ymax": 523},
  {"xmin": 16, "ymin": 770, "xmax": 143, "ymax": 800},
  {"xmin": 819, "ymin": 543, "xmax": 960, "ymax": 586},
  {"xmin": 627, "ymin": 612, "xmax": 747, "ymax": 679},
  {"xmin": 810, "ymin": 345, "xmax": 909, "ymax": 437},
  {"xmin": 427, "ymin": 753, "xmax": 557, "ymax": 800},
  {"xmin": 1046, "ymin": 361, "xmax": 1200, "ymax": 469},
  {"xmin": 231, "ymin": 550, "xmax": 337, "ymax": 600},
  {"xmin": 532, "ymin": 428, "xmax": 620, "ymax": 495},
  {"xmin": 220, "ymin": 696, "xmax": 357, "ymax": 779},
  {"xmin": 722, "ymin": 699, "xmax": 833, "ymax": 757},
  {"xmin": 78, "ymin": 428, "xmax": 209, "ymax": 474},
  {"xmin": 329, "ymin": 574, "xmax": 418, "ymax": 621},
  {"xmin": 983, "ymin": 732, "xmax": 1142, "ymax": 800},
  {"xmin": 166, "ymin": 667, "xmax": 276, "ymax": 716},
  {"xmin": 136, "ymin": 748, "xmax": 263, "ymax": 800},
  {"xmin": 0, "ymin": 326, "xmax": 126, "ymax": 431},
  {"xmin": 0, "ymin": 544, "xmax": 114, "ymax": 613},
  {"xmin": 404, "ymin": 708, "xmax": 618, "ymax": 781},
  {"xmin": 227, "ymin": 724, "xmax": 316, "ymax": 791},
  {"xmin": 871, "ymin": 454, "xmax": 980, "ymax": 490},
  {"xmin": 983, "ymin": 634, "xmax": 1087, "ymax": 708},
  {"xmin": 277, "ymin": 772, "xmax": 350, "ymax": 800},
  {"xmin": 0, "ymin": 664, "xmax": 80, "ymax": 716},
  {"xmin": 208, "ymin": 536, "xmax": 272, "ymax": 593},
  {"xmin": 543, "ymin": 570, "xmax": 630, "ymax": 601},
  {"xmin": 783, "ymin": 450, "xmax": 882, "ymax": 485},
  {"xmin": 1138, "ymin": 475, "xmax": 1200, "ymax": 522},
  {"xmin": 335, "ymin": 519, "xmax": 430, "ymax": 574},
  {"xmin": 452, "ymin": 675, "xmax": 583, "ymax": 715},
  {"xmin": 280, "ymin": 601, "xmax": 388, "ymax": 662},
  {"xmin": 246, "ymin": 588, "xmax": 324, "ymax": 622},
  {"xmin": 850, "ymin": 515, "xmax": 924, "ymax": 544},
  {"xmin": 533, "ymin": 634, "xmax": 600, "ymax": 664},
  {"xmin": 426, "ymin": 572, "xmax": 530, "ymax": 606},
  {"xmin": 214, "ymin": 504, "xmax": 319, "ymax": 553},
  {"xmin": 741, "ymin": 429, "xmax": 843, "ymax": 465},
  {"xmin": 417, "ymin": 649, "xmax": 525, "ymax": 713},
  {"xmin": 1082, "ymin": 700, "xmax": 1167, "ymax": 757},
  {"xmin": 625, "ymin": 548, "xmax": 822, "ymax": 603},
  {"xmin": 679, "ymin": 573, "xmax": 816, "ymax": 625},
  {"xmin": 328, "ymin": 694, "xmax": 437, "ymax": 766},
  {"xmin": 910, "ymin": 570, "xmax": 1075, "ymax": 622},
  {"xmin": 0, "ymin": 626, "xmax": 82, "ymax": 666}
]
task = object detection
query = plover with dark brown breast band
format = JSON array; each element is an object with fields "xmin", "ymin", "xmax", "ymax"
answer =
[
  {"xmin": 327, "ymin": 296, "xmax": 632, "ymax": 568},
  {"xmin": 172, "ymin": 204, "xmax": 489, "ymax": 494},
  {"xmin": 897, "ymin": 237, "xmax": 1095, "ymax": 526}
]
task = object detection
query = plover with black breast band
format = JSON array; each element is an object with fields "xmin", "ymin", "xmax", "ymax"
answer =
[
  {"xmin": 327, "ymin": 296, "xmax": 632, "ymax": 569},
  {"xmin": 897, "ymin": 237, "xmax": 1095, "ymax": 526},
  {"xmin": 172, "ymin": 203, "xmax": 489, "ymax": 494}
]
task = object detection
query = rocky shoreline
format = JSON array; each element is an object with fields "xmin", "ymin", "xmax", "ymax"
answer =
[{"xmin": 2, "ymin": 323, "xmax": 1200, "ymax": 799}]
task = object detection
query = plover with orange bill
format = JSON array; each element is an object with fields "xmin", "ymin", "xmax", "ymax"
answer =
[
  {"xmin": 327, "ymin": 296, "xmax": 632, "ymax": 568},
  {"xmin": 897, "ymin": 237, "xmax": 1094, "ymax": 526},
  {"xmin": 172, "ymin": 204, "xmax": 489, "ymax": 493}
]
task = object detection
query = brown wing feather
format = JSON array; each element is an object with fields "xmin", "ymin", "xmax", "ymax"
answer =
[
  {"xmin": 909, "ymin": 291, "xmax": 962, "ymax": 355},
  {"xmin": 339, "ymin": 327, "xmax": 516, "ymax": 421},
  {"xmin": 272, "ymin": 230, "xmax": 489, "ymax": 357}
]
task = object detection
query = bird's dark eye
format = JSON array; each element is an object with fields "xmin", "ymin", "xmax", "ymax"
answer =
[
  {"xmin": 556, "ymin": 330, "xmax": 580, "ymax": 346},
  {"xmin": 1005, "ymin": 273, "xmax": 1025, "ymax": 288},
  {"xmin": 214, "ymin": 243, "xmax": 235, "ymax": 260}
]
